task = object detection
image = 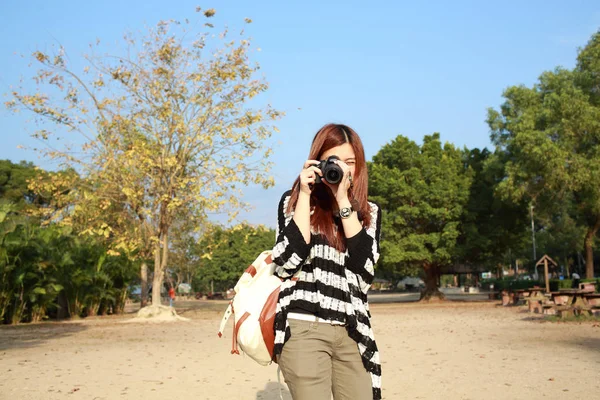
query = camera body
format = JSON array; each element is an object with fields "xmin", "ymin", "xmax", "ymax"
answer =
[{"xmin": 314, "ymin": 155, "xmax": 343, "ymax": 185}]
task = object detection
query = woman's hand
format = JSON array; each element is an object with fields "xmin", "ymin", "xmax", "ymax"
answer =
[
  {"xmin": 323, "ymin": 160, "xmax": 352, "ymax": 205},
  {"xmin": 299, "ymin": 160, "xmax": 322, "ymax": 195}
]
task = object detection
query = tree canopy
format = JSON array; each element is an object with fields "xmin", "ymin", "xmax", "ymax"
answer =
[
  {"xmin": 7, "ymin": 9, "xmax": 282, "ymax": 306},
  {"xmin": 369, "ymin": 133, "xmax": 472, "ymax": 299},
  {"xmin": 487, "ymin": 30, "xmax": 600, "ymax": 278}
]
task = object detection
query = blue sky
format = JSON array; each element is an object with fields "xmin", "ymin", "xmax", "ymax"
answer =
[{"xmin": 1, "ymin": 0, "xmax": 599, "ymax": 228}]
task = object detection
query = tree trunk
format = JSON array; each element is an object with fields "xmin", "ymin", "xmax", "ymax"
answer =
[
  {"xmin": 584, "ymin": 237, "xmax": 594, "ymax": 279},
  {"xmin": 114, "ymin": 289, "xmax": 127, "ymax": 314},
  {"xmin": 583, "ymin": 217, "xmax": 600, "ymax": 279},
  {"xmin": 175, "ymin": 272, "xmax": 183, "ymax": 289},
  {"xmin": 151, "ymin": 230, "xmax": 170, "ymax": 306},
  {"xmin": 30, "ymin": 306, "xmax": 45, "ymax": 323},
  {"xmin": 87, "ymin": 303, "xmax": 99, "ymax": 317},
  {"xmin": 140, "ymin": 262, "xmax": 148, "ymax": 308},
  {"xmin": 420, "ymin": 263, "xmax": 445, "ymax": 301},
  {"xmin": 68, "ymin": 291, "xmax": 82, "ymax": 319},
  {"xmin": 57, "ymin": 291, "xmax": 69, "ymax": 319},
  {"xmin": 152, "ymin": 240, "xmax": 163, "ymax": 306}
]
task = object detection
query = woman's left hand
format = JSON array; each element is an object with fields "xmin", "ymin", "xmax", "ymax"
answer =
[{"xmin": 323, "ymin": 160, "xmax": 352, "ymax": 205}]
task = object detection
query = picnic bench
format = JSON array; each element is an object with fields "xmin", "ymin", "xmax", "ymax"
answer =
[
  {"xmin": 544, "ymin": 289, "xmax": 596, "ymax": 318},
  {"xmin": 583, "ymin": 293, "xmax": 600, "ymax": 306},
  {"xmin": 583, "ymin": 293, "xmax": 600, "ymax": 316},
  {"xmin": 512, "ymin": 289, "xmax": 531, "ymax": 305},
  {"xmin": 500, "ymin": 288, "xmax": 543, "ymax": 307},
  {"xmin": 500, "ymin": 289, "xmax": 524, "ymax": 306},
  {"xmin": 523, "ymin": 288, "xmax": 547, "ymax": 313},
  {"xmin": 527, "ymin": 287, "xmax": 544, "ymax": 295}
]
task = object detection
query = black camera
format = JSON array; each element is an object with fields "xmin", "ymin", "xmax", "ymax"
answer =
[{"xmin": 314, "ymin": 156, "xmax": 344, "ymax": 185}]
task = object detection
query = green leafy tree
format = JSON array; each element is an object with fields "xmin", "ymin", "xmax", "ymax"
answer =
[
  {"xmin": 534, "ymin": 204, "xmax": 586, "ymax": 277},
  {"xmin": 455, "ymin": 148, "xmax": 530, "ymax": 272},
  {"xmin": 0, "ymin": 202, "xmax": 138, "ymax": 324},
  {"xmin": 0, "ymin": 160, "xmax": 52, "ymax": 216},
  {"xmin": 0, "ymin": 160, "xmax": 39, "ymax": 208},
  {"xmin": 369, "ymin": 133, "xmax": 472, "ymax": 300},
  {"xmin": 487, "ymin": 30, "xmax": 600, "ymax": 279},
  {"xmin": 194, "ymin": 224, "xmax": 275, "ymax": 293}
]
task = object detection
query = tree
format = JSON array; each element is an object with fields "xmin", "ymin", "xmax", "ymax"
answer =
[
  {"xmin": 369, "ymin": 133, "xmax": 472, "ymax": 300},
  {"xmin": 487, "ymin": 30, "xmax": 600, "ymax": 279},
  {"xmin": 7, "ymin": 9, "xmax": 282, "ymax": 307},
  {"xmin": 533, "ymin": 202, "xmax": 586, "ymax": 277},
  {"xmin": 0, "ymin": 160, "xmax": 139, "ymax": 324},
  {"xmin": 0, "ymin": 160, "xmax": 47, "ymax": 210},
  {"xmin": 455, "ymin": 148, "xmax": 530, "ymax": 272},
  {"xmin": 167, "ymin": 214, "xmax": 202, "ymax": 291},
  {"xmin": 0, "ymin": 204, "xmax": 137, "ymax": 324},
  {"xmin": 193, "ymin": 224, "xmax": 275, "ymax": 293}
]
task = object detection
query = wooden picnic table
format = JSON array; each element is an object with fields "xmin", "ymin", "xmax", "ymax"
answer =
[
  {"xmin": 583, "ymin": 293, "xmax": 600, "ymax": 307},
  {"xmin": 548, "ymin": 290, "xmax": 594, "ymax": 317},
  {"xmin": 511, "ymin": 289, "xmax": 531, "ymax": 304},
  {"xmin": 523, "ymin": 287, "xmax": 548, "ymax": 313},
  {"xmin": 527, "ymin": 287, "xmax": 545, "ymax": 296}
]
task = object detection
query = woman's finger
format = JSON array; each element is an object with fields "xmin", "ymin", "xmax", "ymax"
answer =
[
  {"xmin": 334, "ymin": 160, "xmax": 350, "ymax": 173},
  {"xmin": 301, "ymin": 169, "xmax": 318, "ymax": 181},
  {"xmin": 307, "ymin": 166, "xmax": 323, "ymax": 176},
  {"xmin": 303, "ymin": 160, "xmax": 320, "ymax": 169}
]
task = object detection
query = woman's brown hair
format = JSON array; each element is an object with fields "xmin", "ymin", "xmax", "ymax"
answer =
[{"xmin": 287, "ymin": 123, "xmax": 372, "ymax": 251}]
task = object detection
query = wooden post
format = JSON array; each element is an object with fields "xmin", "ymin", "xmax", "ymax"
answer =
[
  {"xmin": 544, "ymin": 258, "xmax": 550, "ymax": 293},
  {"xmin": 536, "ymin": 255, "xmax": 556, "ymax": 293}
]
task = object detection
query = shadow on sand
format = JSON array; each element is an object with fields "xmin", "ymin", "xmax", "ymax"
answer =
[
  {"xmin": 0, "ymin": 321, "xmax": 88, "ymax": 351},
  {"xmin": 256, "ymin": 381, "xmax": 292, "ymax": 400}
]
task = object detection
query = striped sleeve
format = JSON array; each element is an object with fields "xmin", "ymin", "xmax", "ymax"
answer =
[
  {"xmin": 272, "ymin": 191, "xmax": 310, "ymax": 279},
  {"xmin": 345, "ymin": 202, "xmax": 382, "ymax": 294}
]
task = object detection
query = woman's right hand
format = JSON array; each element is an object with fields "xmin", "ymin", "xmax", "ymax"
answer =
[{"xmin": 299, "ymin": 160, "xmax": 322, "ymax": 195}]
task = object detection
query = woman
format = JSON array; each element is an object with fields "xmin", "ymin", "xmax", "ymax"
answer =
[{"xmin": 272, "ymin": 123, "xmax": 382, "ymax": 400}]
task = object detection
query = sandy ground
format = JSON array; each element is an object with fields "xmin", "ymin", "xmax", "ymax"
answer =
[{"xmin": 0, "ymin": 295, "xmax": 599, "ymax": 400}]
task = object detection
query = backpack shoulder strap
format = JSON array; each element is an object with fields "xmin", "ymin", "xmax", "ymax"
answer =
[{"xmin": 217, "ymin": 301, "xmax": 233, "ymax": 337}]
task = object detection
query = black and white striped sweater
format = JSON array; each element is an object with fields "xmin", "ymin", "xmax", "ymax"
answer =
[{"xmin": 272, "ymin": 190, "xmax": 382, "ymax": 400}]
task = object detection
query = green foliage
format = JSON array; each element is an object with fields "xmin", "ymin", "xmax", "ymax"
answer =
[
  {"xmin": 481, "ymin": 278, "xmax": 538, "ymax": 291},
  {"xmin": 456, "ymin": 149, "xmax": 531, "ymax": 268},
  {"xmin": 545, "ymin": 278, "xmax": 599, "ymax": 292},
  {"xmin": 487, "ymin": 30, "xmax": 600, "ymax": 278},
  {"xmin": 0, "ymin": 194, "xmax": 138, "ymax": 324},
  {"xmin": 369, "ymin": 133, "xmax": 472, "ymax": 292},
  {"xmin": 193, "ymin": 224, "xmax": 275, "ymax": 293},
  {"xmin": 548, "ymin": 279, "xmax": 574, "ymax": 292},
  {"xmin": 0, "ymin": 160, "xmax": 42, "ymax": 209}
]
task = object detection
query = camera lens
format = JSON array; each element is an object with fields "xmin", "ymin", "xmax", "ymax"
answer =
[{"xmin": 326, "ymin": 169, "xmax": 341, "ymax": 184}]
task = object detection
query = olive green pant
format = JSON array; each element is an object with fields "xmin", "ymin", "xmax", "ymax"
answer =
[{"xmin": 278, "ymin": 318, "xmax": 372, "ymax": 400}]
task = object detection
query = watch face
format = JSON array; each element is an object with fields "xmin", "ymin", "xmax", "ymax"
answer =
[{"xmin": 340, "ymin": 207, "xmax": 352, "ymax": 218}]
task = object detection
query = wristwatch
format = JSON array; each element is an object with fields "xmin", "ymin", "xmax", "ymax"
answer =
[{"xmin": 339, "ymin": 205, "xmax": 354, "ymax": 219}]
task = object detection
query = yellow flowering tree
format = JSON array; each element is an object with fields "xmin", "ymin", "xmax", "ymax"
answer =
[{"xmin": 7, "ymin": 8, "xmax": 281, "ymax": 307}]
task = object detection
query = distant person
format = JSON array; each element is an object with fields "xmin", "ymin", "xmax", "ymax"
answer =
[
  {"xmin": 272, "ymin": 124, "xmax": 382, "ymax": 399},
  {"xmin": 572, "ymin": 272, "xmax": 581, "ymax": 289},
  {"xmin": 168, "ymin": 287, "xmax": 176, "ymax": 307}
]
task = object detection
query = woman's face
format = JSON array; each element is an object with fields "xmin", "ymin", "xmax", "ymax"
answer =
[{"xmin": 320, "ymin": 142, "xmax": 357, "ymax": 178}]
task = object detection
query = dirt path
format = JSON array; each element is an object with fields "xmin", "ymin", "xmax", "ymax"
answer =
[{"xmin": 0, "ymin": 300, "xmax": 598, "ymax": 399}]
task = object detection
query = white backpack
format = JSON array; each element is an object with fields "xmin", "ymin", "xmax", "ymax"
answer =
[{"xmin": 218, "ymin": 250, "xmax": 286, "ymax": 366}]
